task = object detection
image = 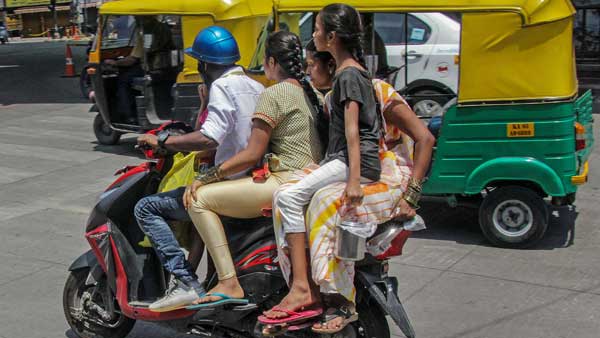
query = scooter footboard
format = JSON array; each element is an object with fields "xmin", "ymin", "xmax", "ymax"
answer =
[{"xmin": 356, "ymin": 271, "xmax": 416, "ymax": 338}]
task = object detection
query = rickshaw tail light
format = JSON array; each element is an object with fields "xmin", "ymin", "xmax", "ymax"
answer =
[
  {"xmin": 454, "ymin": 55, "xmax": 460, "ymax": 65},
  {"xmin": 575, "ymin": 122, "xmax": 586, "ymax": 151}
]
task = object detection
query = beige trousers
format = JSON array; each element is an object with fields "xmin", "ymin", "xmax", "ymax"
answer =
[{"xmin": 187, "ymin": 172, "xmax": 290, "ymax": 280}]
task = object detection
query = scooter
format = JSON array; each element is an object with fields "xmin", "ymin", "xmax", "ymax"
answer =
[{"xmin": 63, "ymin": 122, "xmax": 419, "ymax": 338}]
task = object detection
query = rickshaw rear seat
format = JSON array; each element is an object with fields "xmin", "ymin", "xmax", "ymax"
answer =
[{"xmin": 132, "ymin": 77, "xmax": 147, "ymax": 92}]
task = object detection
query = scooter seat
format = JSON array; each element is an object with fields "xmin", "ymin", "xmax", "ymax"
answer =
[
  {"xmin": 222, "ymin": 216, "xmax": 274, "ymax": 257},
  {"xmin": 261, "ymin": 207, "xmax": 272, "ymax": 217}
]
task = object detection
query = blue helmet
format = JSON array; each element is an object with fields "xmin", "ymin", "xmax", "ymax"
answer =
[{"xmin": 185, "ymin": 26, "xmax": 240, "ymax": 65}]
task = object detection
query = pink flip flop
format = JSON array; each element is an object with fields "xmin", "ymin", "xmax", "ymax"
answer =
[{"xmin": 258, "ymin": 307, "xmax": 323, "ymax": 325}]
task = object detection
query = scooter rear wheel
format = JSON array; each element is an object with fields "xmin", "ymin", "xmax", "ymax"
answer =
[
  {"xmin": 63, "ymin": 269, "xmax": 135, "ymax": 338},
  {"xmin": 353, "ymin": 301, "xmax": 390, "ymax": 338},
  {"xmin": 315, "ymin": 301, "xmax": 391, "ymax": 338}
]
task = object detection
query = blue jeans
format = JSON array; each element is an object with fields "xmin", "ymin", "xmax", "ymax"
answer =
[{"xmin": 134, "ymin": 187, "xmax": 197, "ymax": 283}]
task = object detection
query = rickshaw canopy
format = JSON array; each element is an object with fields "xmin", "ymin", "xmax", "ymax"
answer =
[
  {"xmin": 98, "ymin": 0, "xmax": 272, "ymax": 81},
  {"xmin": 276, "ymin": 0, "xmax": 578, "ymax": 103},
  {"xmin": 100, "ymin": 0, "xmax": 272, "ymax": 21},
  {"xmin": 275, "ymin": 0, "xmax": 575, "ymax": 26}
]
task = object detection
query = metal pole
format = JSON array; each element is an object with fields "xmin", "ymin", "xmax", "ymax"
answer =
[
  {"xmin": 81, "ymin": 0, "xmax": 86, "ymax": 34},
  {"xmin": 51, "ymin": 0, "xmax": 58, "ymax": 38}
]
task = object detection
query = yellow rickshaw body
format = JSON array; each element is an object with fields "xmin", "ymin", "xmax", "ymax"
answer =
[
  {"xmin": 275, "ymin": 0, "xmax": 577, "ymax": 103},
  {"xmin": 95, "ymin": 0, "xmax": 272, "ymax": 83},
  {"xmin": 87, "ymin": 0, "xmax": 271, "ymax": 144}
]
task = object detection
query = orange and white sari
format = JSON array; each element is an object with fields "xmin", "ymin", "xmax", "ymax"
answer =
[{"xmin": 272, "ymin": 80, "xmax": 419, "ymax": 302}]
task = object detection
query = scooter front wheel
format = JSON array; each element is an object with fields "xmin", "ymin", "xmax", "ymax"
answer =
[{"xmin": 63, "ymin": 269, "xmax": 135, "ymax": 338}]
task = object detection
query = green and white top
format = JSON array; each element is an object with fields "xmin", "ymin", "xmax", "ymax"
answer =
[{"xmin": 253, "ymin": 82, "xmax": 323, "ymax": 171}]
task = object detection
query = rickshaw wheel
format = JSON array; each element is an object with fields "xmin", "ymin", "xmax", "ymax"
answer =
[
  {"xmin": 93, "ymin": 114, "xmax": 121, "ymax": 145},
  {"xmin": 479, "ymin": 186, "xmax": 549, "ymax": 249}
]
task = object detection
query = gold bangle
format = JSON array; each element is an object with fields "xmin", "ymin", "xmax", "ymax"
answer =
[
  {"xmin": 195, "ymin": 166, "xmax": 223, "ymax": 185},
  {"xmin": 402, "ymin": 189, "xmax": 421, "ymax": 209},
  {"xmin": 403, "ymin": 196, "xmax": 420, "ymax": 210},
  {"xmin": 408, "ymin": 177, "xmax": 422, "ymax": 192}
]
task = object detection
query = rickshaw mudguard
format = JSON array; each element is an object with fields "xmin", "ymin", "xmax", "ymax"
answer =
[
  {"xmin": 89, "ymin": 64, "xmax": 113, "ymax": 126},
  {"xmin": 465, "ymin": 157, "xmax": 565, "ymax": 196}
]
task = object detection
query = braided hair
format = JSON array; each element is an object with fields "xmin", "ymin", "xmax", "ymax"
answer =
[
  {"xmin": 266, "ymin": 31, "xmax": 329, "ymax": 150},
  {"xmin": 319, "ymin": 3, "xmax": 367, "ymax": 69}
]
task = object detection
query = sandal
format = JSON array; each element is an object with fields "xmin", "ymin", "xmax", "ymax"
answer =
[
  {"xmin": 311, "ymin": 306, "xmax": 358, "ymax": 334},
  {"xmin": 258, "ymin": 306, "xmax": 323, "ymax": 325},
  {"xmin": 261, "ymin": 320, "xmax": 316, "ymax": 337},
  {"xmin": 185, "ymin": 292, "xmax": 248, "ymax": 310}
]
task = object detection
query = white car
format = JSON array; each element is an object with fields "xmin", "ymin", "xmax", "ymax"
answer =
[{"xmin": 375, "ymin": 13, "xmax": 460, "ymax": 117}]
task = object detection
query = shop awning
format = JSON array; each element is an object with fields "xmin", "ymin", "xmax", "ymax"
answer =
[{"xmin": 14, "ymin": 5, "xmax": 70, "ymax": 14}]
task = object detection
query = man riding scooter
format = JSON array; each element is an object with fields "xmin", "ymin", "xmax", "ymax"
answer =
[
  {"xmin": 105, "ymin": 16, "xmax": 174, "ymax": 124},
  {"xmin": 134, "ymin": 26, "xmax": 264, "ymax": 312}
]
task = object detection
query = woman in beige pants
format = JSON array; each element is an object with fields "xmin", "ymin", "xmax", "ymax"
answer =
[{"xmin": 183, "ymin": 31, "xmax": 324, "ymax": 308}]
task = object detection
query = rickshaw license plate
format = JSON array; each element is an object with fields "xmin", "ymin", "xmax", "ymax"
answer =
[{"xmin": 507, "ymin": 123, "xmax": 535, "ymax": 138}]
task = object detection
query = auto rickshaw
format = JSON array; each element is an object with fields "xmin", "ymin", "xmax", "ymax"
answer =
[
  {"xmin": 86, "ymin": 0, "xmax": 271, "ymax": 145},
  {"xmin": 256, "ymin": 0, "xmax": 594, "ymax": 248}
]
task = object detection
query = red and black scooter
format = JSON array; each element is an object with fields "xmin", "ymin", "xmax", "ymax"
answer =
[{"xmin": 63, "ymin": 122, "xmax": 418, "ymax": 338}]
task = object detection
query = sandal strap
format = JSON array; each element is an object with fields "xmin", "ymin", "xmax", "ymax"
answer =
[
  {"xmin": 322, "ymin": 306, "xmax": 357, "ymax": 322},
  {"xmin": 270, "ymin": 306, "xmax": 301, "ymax": 316}
]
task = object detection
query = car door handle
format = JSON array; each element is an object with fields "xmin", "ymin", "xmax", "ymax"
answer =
[{"xmin": 402, "ymin": 50, "xmax": 423, "ymax": 59}]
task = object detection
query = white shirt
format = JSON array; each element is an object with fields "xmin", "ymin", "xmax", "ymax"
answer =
[{"xmin": 200, "ymin": 67, "xmax": 264, "ymax": 178}]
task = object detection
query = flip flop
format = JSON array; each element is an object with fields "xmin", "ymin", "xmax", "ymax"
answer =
[
  {"xmin": 185, "ymin": 292, "xmax": 249, "ymax": 310},
  {"xmin": 311, "ymin": 307, "xmax": 358, "ymax": 334},
  {"xmin": 261, "ymin": 319, "xmax": 316, "ymax": 336},
  {"xmin": 258, "ymin": 307, "xmax": 323, "ymax": 325}
]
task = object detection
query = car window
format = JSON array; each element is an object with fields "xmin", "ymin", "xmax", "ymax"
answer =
[
  {"xmin": 373, "ymin": 14, "xmax": 431, "ymax": 45},
  {"xmin": 374, "ymin": 13, "xmax": 407, "ymax": 45},
  {"xmin": 407, "ymin": 15, "xmax": 432, "ymax": 44}
]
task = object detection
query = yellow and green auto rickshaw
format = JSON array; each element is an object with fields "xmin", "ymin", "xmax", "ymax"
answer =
[
  {"xmin": 86, "ymin": 0, "xmax": 271, "ymax": 145},
  {"xmin": 253, "ymin": 0, "xmax": 594, "ymax": 248}
]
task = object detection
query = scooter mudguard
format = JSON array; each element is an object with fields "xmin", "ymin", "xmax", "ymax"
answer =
[
  {"xmin": 68, "ymin": 250, "xmax": 98, "ymax": 272},
  {"xmin": 356, "ymin": 271, "xmax": 416, "ymax": 338}
]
